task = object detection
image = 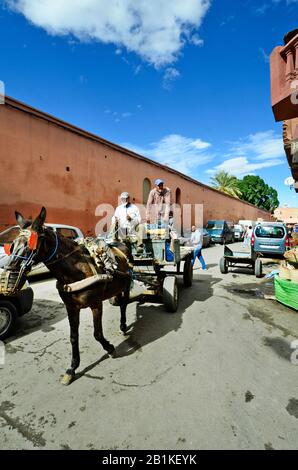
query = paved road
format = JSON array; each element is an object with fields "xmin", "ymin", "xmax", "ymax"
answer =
[{"xmin": 0, "ymin": 242, "xmax": 298, "ymax": 450}]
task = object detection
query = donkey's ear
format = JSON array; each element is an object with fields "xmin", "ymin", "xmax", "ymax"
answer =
[
  {"xmin": 32, "ymin": 207, "xmax": 47, "ymax": 232},
  {"xmin": 15, "ymin": 211, "xmax": 27, "ymax": 228}
]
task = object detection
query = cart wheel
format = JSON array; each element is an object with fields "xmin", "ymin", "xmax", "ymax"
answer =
[
  {"xmin": 219, "ymin": 257, "xmax": 228, "ymax": 274},
  {"xmin": 254, "ymin": 259, "xmax": 262, "ymax": 278},
  {"xmin": 163, "ymin": 276, "xmax": 179, "ymax": 313},
  {"xmin": 0, "ymin": 300, "xmax": 18, "ymax": 341},
  {"xmin": 183, "ymin": 256, "xmax": 193, "ymax": 287}
]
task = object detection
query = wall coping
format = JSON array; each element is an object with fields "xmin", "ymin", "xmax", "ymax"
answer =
[{"xmin": 3, "ymin": 95, "xmax": 271, "ymax": 215}]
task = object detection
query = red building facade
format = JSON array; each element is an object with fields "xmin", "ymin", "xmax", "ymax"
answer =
[{"xmin": 270, "ymin": 29, "xmax": 298, "ymax": 191}]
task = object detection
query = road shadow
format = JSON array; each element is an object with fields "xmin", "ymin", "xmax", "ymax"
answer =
[
  {"xmin": 74, "ymin": 353, "xmax": 110, "ymax": 381},
  {"xmin": 72, "ymin": 273, "xmax": 223, "ymax": 380},
  {"xmin": 225, "ymin": 266, "xmax": 257, "ymax": 276},
  {"xmin": 263, "ymin": 336, "xmax": 292, "ymax": 361},
  {"xmin": 193, "ymin": 263, "xmax": 218, "ymax": 270},
  {"xmin": 114, "ymin": 274, "xmax": 222, "ymax": 358},
  {"xmin": 191, "ymin": 274, "xmax": 222, "ymax": 302},
  {"xmin": 4, "ymin": 299, "xmax": 67, "ymax": 343},
  {"xmin": 223, "ymin": 279, "xmax": 274, "ymax": 299}
]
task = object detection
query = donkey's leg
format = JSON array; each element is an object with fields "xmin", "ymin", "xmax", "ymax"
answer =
[
  {"xmin": 120, "ymin": 284, "xmax": 130, "ymax": 334},
  {"xmin": 92, "ymin": 301, "xmax": 115, "ymax": 355},
  {"xmin": 61, "ymin": 306, "xmax": 80, "ymax": 386}
]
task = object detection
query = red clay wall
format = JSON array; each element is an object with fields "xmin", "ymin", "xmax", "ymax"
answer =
[{"xmin": 0, "ymin": 98, "xmax": 271, "ymax": 235}]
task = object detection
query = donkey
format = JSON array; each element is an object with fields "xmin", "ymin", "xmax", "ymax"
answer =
[{"xmin": 3, "ymin": 207, "xmax": 132, "ymax": 385}]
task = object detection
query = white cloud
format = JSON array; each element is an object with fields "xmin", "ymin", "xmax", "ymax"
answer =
[
  {"xmin": 163, "ymin": 67, "xmax": 180, "ymax": 90},
  {"xmin": 272, "ymin": 0, "xmax": 298, "ymax": 4},
  {"xmin": 121, "ymin": 112, "xmax": 132, "ymax": 118},
  {"xmin": 206, "ymin": 130, "xmax": 285, "ymax": 177},
  {"xmin": 206, "ymin": 156, "xmax": 283, "ymax": 177},
  {"xmin": 7, "ymin": 0, "xmax": 211, "ymax": 67},
  {"xmin": 228, "ymin": 130, "xmax": 284, "ymax": 160},
  {"xmin": 105, "ymin": 108, "xmax": 132, "ymax": 121},
  {"xmin": 79, "ymin": 74, "xmax": 87, "ymax": 84},
  {"xmin": 122, "ymin": 134, "xmax": 213, "ymax": 175},
  {"xmin": 259, "ymin": 47, "xmax": 270, "ymax": 63},
  {"xmin": 253, "ymin": 1, "xmax": 298, "ymax": 16},
  {"xmin": 189, "ymin": 33, "xmax": 204, "ymax": 46},
  {"xmin": 254, "ymin": 4, "xmax": 271, "ymax": 15}
]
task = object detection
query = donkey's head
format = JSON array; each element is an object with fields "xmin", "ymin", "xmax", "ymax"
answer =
[{"xmin": 1, "ymin": 207, "xmax": 48, "ymax": 293}]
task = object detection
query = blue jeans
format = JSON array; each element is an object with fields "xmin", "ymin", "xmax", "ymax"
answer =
[{"xmin": 192, "ymin": 246, "xmax": 207, "ymax": 269}]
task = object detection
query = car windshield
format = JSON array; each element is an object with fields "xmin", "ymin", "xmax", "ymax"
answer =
[
  {"xmin": 234, "ymin": 225, "xmax": 242, "ymax": 231},
  {"xmin": 0, "ymin": 226, "xmax": 21, "ymax": 246},
  {"xmin": 255, "ymin": 225, "xmax": 285, "ymax": 239},
  {"xmin": 206, "ymin": 221, "xmax": 224, "ymax": 230}
]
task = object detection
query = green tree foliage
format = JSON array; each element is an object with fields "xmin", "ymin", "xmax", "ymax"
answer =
[
  {"xmin": 210, "ymin": 171, "xmax": 242, "ymax": 198},
  {"xmin": 237, "ymin": 175, "xmax": 279, "ymax": 212}
]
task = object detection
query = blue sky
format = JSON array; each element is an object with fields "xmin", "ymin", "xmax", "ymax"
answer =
[{"xmin": 0, "ymin": 0, "xmax": 297, "ymax": 207}]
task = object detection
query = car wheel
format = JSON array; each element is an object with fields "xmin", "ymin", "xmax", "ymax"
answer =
[{"xmin": 0, "ymin": 300, "xmax": 18, "ymax": 340}]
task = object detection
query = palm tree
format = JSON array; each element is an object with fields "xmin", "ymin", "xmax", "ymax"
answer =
[{"xmin": 210, "ymin": 171, "xmax": 242, "ymax": 198}]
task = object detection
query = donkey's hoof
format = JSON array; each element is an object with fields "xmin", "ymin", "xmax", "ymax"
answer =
[
  {"xmin": 120, "ymin": 325, "xmax": 129, "ymax": 335},
  {"xmin": 108, "ymin": 345, "xmax": 116, "ymax": 357},
  {"xmin": 60, "ymin": 373, "xmax": 74, "ymax": 386}
]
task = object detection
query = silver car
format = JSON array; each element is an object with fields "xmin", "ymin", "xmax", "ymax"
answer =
[
  {"xmin": 234, "ymin": 224, "xmax": 245, "ymax": 241},
  {"xmin": 0, "ymin": 224, "xmax": 84, "ymax": 275},
  {"xmin": 252, "ymin": 223, "xmax": 289, "ymax": 257}
]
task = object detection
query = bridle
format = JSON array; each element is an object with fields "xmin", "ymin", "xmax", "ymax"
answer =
[
  {"xmin": 1, "ymin": 229, "xmax": 60, "ymax": 294},
  {"xmin": 5, "ymin": 228, "xmax": 59, "ymax": 264}
]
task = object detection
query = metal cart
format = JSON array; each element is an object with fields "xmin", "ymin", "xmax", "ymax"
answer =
[{"xmin": 219, "ymin": 245, "xmax": 262, "ymax": 278}]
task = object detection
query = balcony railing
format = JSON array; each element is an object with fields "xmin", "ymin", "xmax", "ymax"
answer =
[
  {"xmin": 280, "ymin": 34, "xmax": 298, "ymax": 82},
  {"xmin": 270, "ymin": 32, "xmax": 298, "ymax": 122}
]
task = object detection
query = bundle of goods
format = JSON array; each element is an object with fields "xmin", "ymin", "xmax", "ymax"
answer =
[
  {"xmin": 284, "ymin": 247, "xmax": 298, "ymax": 268},
  {"xmin": 292, "ymin": 232, "xmax": 298, "ymax": 246}
]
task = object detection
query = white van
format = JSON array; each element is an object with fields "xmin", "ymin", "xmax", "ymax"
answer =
[{"xmin": 238, "ymin": 220, "xmax": 257, "ymax": 229}]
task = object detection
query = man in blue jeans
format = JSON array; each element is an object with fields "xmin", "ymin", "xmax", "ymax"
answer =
[{"xmin": 190, "ymin": 225, "xmax": 207, "ymax": 270}]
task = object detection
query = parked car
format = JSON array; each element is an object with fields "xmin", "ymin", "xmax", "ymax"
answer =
[
  {"xmin": 234, "ymin": 224, "xmax": 245, "ymax": 241},
  {"xmin": 252, "ymin": 222, "xmax": 289, "ymax": 257},
  {"xmin": 0, "ymin": 224, "xmax": 84, "ymax": 276},
  {"xmin": 205, "ymin": 220, "xmax": 234, "ymax": 245},
  {"xmin": 202, "ymin": 228, "xmax": 212, "ymax": 247},
  {"xmin": 0, "ymin": 261, "xmax": 34, "ymax": 340},
  {"xmin": 239, "ymin": 220, "xmax": 257, "ymax": 229}
]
